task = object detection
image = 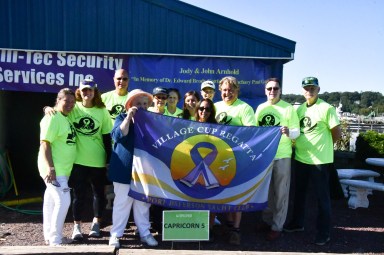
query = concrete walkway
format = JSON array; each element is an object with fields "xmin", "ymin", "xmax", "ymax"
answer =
[{"xmin": 0, "ymin": 246, "xmax": 348, "ymax": 255}]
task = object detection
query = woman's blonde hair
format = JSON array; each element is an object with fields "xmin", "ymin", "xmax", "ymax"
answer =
[{"xmin": 218, "ymin": 76, "xmax": 239, "ymax": 91}]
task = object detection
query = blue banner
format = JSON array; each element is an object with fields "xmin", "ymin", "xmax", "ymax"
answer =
[
  {"xmin": 129, "ymin": 110, "xmax": 281, "ymax": 212},
  {"xmin": 0, "ymin": 49, "xmax": 129, "ymax": 93},
  {"xmin": 129, "ymin": 55, "xmax": 270, "ymax": 108},
  {"xmin": 1, "ymin": 49, "xmax": 271, "ymax": 108}
]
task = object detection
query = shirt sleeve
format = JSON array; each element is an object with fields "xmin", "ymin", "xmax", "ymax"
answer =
[
  {"xmin": 241, "ymin": 105, "xmax": 257, "ymax": 126},
  {"xmin": 101, "ymin": 108, "xmax": 113, "ymax": 134},
  {"xmin": 111, "ymin": 113, "xmax": 127, "ymax": 143},
  {"xmin": 40, "ymin": 115, "xmax": 58, "ymax": 143},
  {"xmin": 327, "ymin": 106, "xmax": 340, "ymax": 130}
]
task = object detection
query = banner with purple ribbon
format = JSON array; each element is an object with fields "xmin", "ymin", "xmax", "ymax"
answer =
[{"xmin": 128, "ymin": 110, "xmax": 281, "ymax": 212}]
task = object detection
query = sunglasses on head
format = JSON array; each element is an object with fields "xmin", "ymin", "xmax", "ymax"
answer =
[
  {"xmin": 116, "ymin": 77, "xmax": 128, "ymax": 81},
  {"xmin": 266, "ymin": 87, "xmax": 280, "ymax": 91},
  {"xmin": 198, "ymin": 106, "xmax": 211, "ymax": 112},
  {"xmin": 81, "ymin": 80, "xmax": 96, "ymax": 86},
  {"xmin": 155, "ymin": 95, "xmax": 168, "ymax": 100}
]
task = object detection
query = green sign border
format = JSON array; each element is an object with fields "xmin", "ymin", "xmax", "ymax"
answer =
[{"xmin": 162, "ymin": 210, "xmax": 210, "ymax": 241}]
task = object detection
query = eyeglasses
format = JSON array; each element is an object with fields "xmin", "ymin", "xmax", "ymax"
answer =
[
  {"xmin": 202, "ymin": 89, "xmax": 215, "ymax": 94},
  {"xmin": 155, "ymin": 95, "xmax": 168, "ymax": 100},
  {"xmin": 303, "ymin": 86, "xmax": 318, "ymax": 91},
  {"xmin": 116, "ymin": 77, "xmax": 128, "ymax": 81},
  {"xmin": 266, "ymin": 87, "xmax": 280, "ymax": 91},
  {"xmin": 198, "ymin": 107, "xmax": 211, "ymax": 112}
]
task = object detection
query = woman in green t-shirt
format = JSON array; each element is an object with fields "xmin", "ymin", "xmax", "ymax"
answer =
[
  {"xmin": 181, "ymin": 90, "xmax": 200, "ymax": 120},
  {"xmin": 44, "ymin": 79, "xmax": 113, "ymax": 240},
  {"xmin": 38, "ymin": 88, "xmax": 77, "ymax": 246},
  {"xmin": 69, "ymin": 79, "xmax": 113, "ymax": 240}
]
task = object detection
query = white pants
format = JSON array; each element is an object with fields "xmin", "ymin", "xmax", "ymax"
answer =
[
  {"xmin": 262, "ymin": 158, "xmax": 291, "ymax": 231},
  {"xmin": 110, "ymin": 182, "xmax": 151, "ymax": 238},
  {"xmin": 43, "ymin": 176, "xmax": 71, "ymax": 245}
]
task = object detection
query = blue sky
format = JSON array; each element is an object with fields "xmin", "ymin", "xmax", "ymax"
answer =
[{"xmin": 181, "ymin": 0, "xmax": 384, "ymax": 94}]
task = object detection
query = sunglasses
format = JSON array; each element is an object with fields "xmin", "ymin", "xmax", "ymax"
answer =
[
  {"xmin": 266, "ymin": 87, "xmax": 280, "ymax": 91},
  {"xmin": 198, "ymin": 107, "xmax": 211, "ymax": 112},
  {"xmin": 155, "ymin": 95, "xmax": 168, "ymax": 100},
  {"xmin": 116, "ymin": 77, "xmax": 128, "ymax": 81}
]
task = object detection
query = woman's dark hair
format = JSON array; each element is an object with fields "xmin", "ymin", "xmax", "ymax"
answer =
[
  {"xmin": 167, "ymin": 88, "xmax": 181, "ymax": 101},
  {"xmin": 182, "ymin": 90, "xmax": 200, "ymax": 120},
  {"xmin": 75, "ymin": 88, "xmax": 106, "ymax": 108},
  {"xmin": 194, "ymin": 98, "xmax": 217, "ymax": 123},
  {"xmin": 55, "ymin": 88, "xmax": 75, "ymax": 106}
]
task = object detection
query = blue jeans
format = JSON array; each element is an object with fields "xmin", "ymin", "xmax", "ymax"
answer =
[{"xmin": 291, "ymin": 160, "xmax": 332, "ymax": 237}]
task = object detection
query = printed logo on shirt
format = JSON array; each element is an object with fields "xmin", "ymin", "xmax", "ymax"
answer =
[
  {"xmin": 216, "ymin": 112, "xmax": 232, "ymax": 125},
  {"xmin": 300, "ymin": 116, "xmax": 317, "ymax": 134},
  {"xmin": 258, "ymin": 113, "xmax": 280, "ymax": 127},
  {"xmin": 73, "ymin": 116, "xmax": 100, "ymax": 136},
  {"xmin": 109, "ymin": 104, "xmax": 126, "ymax": 119},
  {"xmin": 66, "ymin": 123, "xmax": 77, "ymax": 145}
]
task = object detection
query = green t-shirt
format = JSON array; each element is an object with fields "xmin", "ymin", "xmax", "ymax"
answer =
[
  {"xmin": 164, "ymin": 106, "xmax": 183, "ymax": 118},
  {"xmin": 101, "ymin": 90, "xmax": 128, "ymax": 123},
  {"xmin": 295, "ymin": 98, "xmax": 340, "ymax": 164},
  {"xmin": 255, "ymin": 100, "xmax": 299, "ymax": 159},
  {"xmin": 69, "ymin": 102, "xmax": 113, "ymax": 167},
  {"xmin": 38, "ymin": 112, "xmax": 76, "ymax": 177},
  {"xmin": 215, "ymin": 98, "xmax": 256, "ymax": 126}
]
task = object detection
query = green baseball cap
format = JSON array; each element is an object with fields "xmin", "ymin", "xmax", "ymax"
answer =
[{"xmin": 302, "ymin": 77, "xmax": 319, "ymax": 87}]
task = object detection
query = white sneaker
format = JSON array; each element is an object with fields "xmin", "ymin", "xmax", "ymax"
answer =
[
  {"xmin": 49, "ymin": 237, "xmax": 73, "ymax": 246},
  {"xmin": 140, "ymin": 234, "xmax": 158, "ymax": 246},
  {"xmin": 72, "ymin": 224, "xmax": 83, "ymax": 240},
  {"xmin": 108, "ymin": 235, "xmax": 120, "ymax": 248},
  {"xmin": 89, "ymin": 222, "xmax": 100, "ymax": 237}
]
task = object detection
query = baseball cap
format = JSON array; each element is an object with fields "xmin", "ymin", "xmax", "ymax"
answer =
[
  {"xmin": 201, "ymin": 80, "xmax": 215, "ymax": 90},
  {"xmin": 79, "ymin": 79, "xmax": 97, "ymax": 90},
  {"xmin": 152, "ymin": 87, "xmax": 168, "ymax": 95},
  {"xmin": 302, "ymin": 77, "xmax": 319, "ymax": 87}
]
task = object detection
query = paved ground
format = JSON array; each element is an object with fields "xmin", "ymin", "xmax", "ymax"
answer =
[
  {"xmin": 0, "ymin": 246, "xmax": 349, "ymax": 255},
  {"xmin": 1, "ymin": 171, "xmax": 384, "ymax": 254}
]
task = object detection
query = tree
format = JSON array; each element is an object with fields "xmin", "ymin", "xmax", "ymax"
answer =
[{"xmin": 281, "ymin": 91, "xmax": 383, "ymax": 117}]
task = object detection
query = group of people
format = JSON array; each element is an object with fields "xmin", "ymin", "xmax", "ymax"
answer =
[{"xmin": 37, "ymin": 69, "xmax": 341, "ymax": 248}]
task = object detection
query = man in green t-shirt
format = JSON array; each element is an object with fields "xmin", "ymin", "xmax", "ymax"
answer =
[
  {"xmin": 254, "ymin": 78, "xmax": 300, "ymax": 241},
  {"xmin": 101, "ymin": 69, "xmax": 129, "ymax": 210},
  {"xmin": 101, "ymin": 69, "xmax": 129, "ymax": 124},
  {"xmin": 214, "ymin": 76, "xmax": 256, "ymax": 246},
  {"xmin": 284, "ymin": 77, "xmax": 341, "ymax": 246}
]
